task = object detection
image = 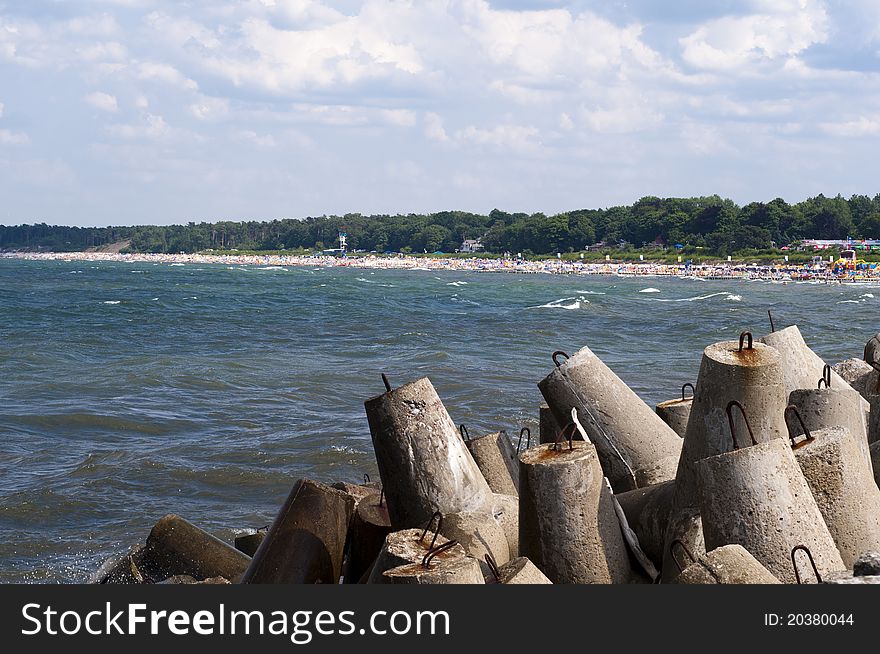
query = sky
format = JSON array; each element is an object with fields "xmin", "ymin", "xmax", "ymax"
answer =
[{"xmin": 1, "ymin": 0, "xmax": 880, "ymax": 227}]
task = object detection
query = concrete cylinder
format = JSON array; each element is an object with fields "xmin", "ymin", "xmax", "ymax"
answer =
[
  {"xmin": 382, "ymin": 555, "xmax": 485, "ymax": 584},
  {"xmin": 760, "ymin": 326, "xmax": 867, "ymax": 411},
  {"xmin": 868, "ymin": 395, "xmax": 880, "ymax": 444},
  {"xmin": 792, "ymin": 425, "xmax": 880, "ymax": 567},
  {"xmin": 655, "ymin": 398, "xmax": 692, "ymax": 438},
  {"xmin": 833, "ymin": 358, "xmax": 879, "ymax": 399},
  {"xmin": 490, "ymin": 493, "xmax": 519, "ymax": 558},
  {"xmin": 144, "ymin": 515, "xmax": 252, "ymax": 583},
  {"xmin": 519, "ymin": 441, "xmax": 636, "ymax": 584},
  {"xmin": 440, "ymin": 510, "xmax": 510, "ymax": 572},
  {"xmin": 662, "ymin": 338, "xmax": 788, "ymax": 581},
  {"xmin": 671, "ymin": 545, "xmax": 781, "ymax": 584},
  {"xmin": 234, "ymin": 530, "xmax": 267, "ymax": 558},
  {"xmin": 537, "ymin": 346, "xmax": 682, "ymax": 492},
  {"xmin": 493, "ymin": 557, "xmax": 552, "ymax": 584},
  {"xmin": 368, "ymin": 527, "xmax": 465, "ymax": 583},
  {"xmin": 465, "ymin": 430, "xmax": 519, "ymax": 496},
  {"xmin": 364, "ymin": 377, "xmax": 493, "ymax": 529},
  {"xmin": 615, "ymin": 480, "xmax": 675, "ymax": 568},
  {"xmin": 539, "ymin": 405, "xmax": 561, "ymax": 444},
  {"xmin": 697, "ymin": 438, "xmax": 845, "ymax": 584},
  {"xmin": 787, "ymin": 387, "xmax": 872, "ymax": 470},
  {"xmin": 241, "ymin": 479, "xmax": 354, "ymax": 584},
  {"xmin": 343, "ymin": 493, "xmax": 393, "ymax": 584}
]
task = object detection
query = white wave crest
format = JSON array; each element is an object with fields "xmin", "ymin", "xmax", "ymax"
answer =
[{"xmin": 639, "ymin": 288, "xmax": 661, "ymax": 293}]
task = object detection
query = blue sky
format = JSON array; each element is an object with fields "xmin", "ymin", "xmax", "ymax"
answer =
[{"xmin": 1, "ymin": 0, "xmax": 879, "ymax": 226}]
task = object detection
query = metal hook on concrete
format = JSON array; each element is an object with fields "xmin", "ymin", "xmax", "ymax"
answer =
[
  {"xmin": 682, "ymin": 383, "xmax": 695, "ymax": 401},
  {"xmin": 381, "ymin": 374, "xmax": 392, "ymax": 393},
  {"xmin": 818, "ymin": 364, "xmax": 832, "ymax": 390},
  {"xmin": 419, "ymin": 510, "xmax": 443, "ymax": 551},
  {"xmin": 791, "ymin": 545, "xmax": 822, "ymax": 584},
  {"xmin": 551, "ymin": 422, "xmax": 576, "ymax": 451},
  {"xmin": 363, "ymin": 473, "xmax": 370, "ymax": 484},
  {"xmin": 739, "ymin": 331, "xmax": 754, "ymax": 351},
  {"xmin": 484, "ymin": 554, "xmax": 501, "ymax": 582},
  {"xmin": 378, "ymin": 488, "xmax": 384, "ymax": 507},
  {"xmin": 517, "ymin": 427, "xmax": 532, "ymax": 454},
  {"xmin": 768, "ymin": 310, "xmax": 775, "ymax": 333},
  {"xmin": 670, "ymin": 539, "xmax": 697, "ymax": 573},
  {"xmin": 552, "ymin": 351, "xmax": 570, "ymax": 368},
  {"xmin": 459, "ymin": 424, "xmax": 470, "ymax": 442},
  {"xmin": 785, "ymin": 405, "xmax": 814, "ymax": 450},
  {"xmin": 421, "ymin": 539, "xmax": 458, "ymax": 569},
  {"xmin": 726, "ymin": 400, "xmax": 758, "ymax": 450}
]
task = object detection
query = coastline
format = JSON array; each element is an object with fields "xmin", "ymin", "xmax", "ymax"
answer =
[{"xmin": 0, "ymin": 250, "xmax": 872, "ymax": 282}]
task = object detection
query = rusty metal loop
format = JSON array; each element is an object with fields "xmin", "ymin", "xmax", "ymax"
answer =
[
  {"xmin": 378, "ymin": 487, "xmax": 384, "ymax": 507},
  {"xmin": 381, "ymin": 373, "xmax": 392, "ymax": 393},
  {"xmin": 817, "ymin": 378, "xmax": 828, "ymax": 389},
  {"xmin": 682, "ymin": 383, "xmax": 695, "ymax": 401},
  {"xmin": 768, "ymin": 310, "xmax": 775, "ymax": 333},
  {"xmin": 459, "ymin": 424, "xmax": 470, "ymax": 442},
  {"xmin": 785, "ymin": 404, "xmax": 814, "ymax": 449},
  {"xmin": 484, "ymin": 554, "xmax": 501, "ymax": 582},
  {"xmin": 738, "ymin": 331, "xmax": 753, "ymax": 351},
  {"xmin": 726, "ymin": 400, "xmax": 758, "ymax": 450},
  {"xmin": 670, "ymin": 539, "xmax": 697, "ymax": 573},
  {"xmin": 791, "ymin": 545, "xmax": 822, "ymax": 584},
  {"xmin": 517, "ymin": 427, "xmax": 532, "ymax": 454},
  {"xmin": 551, "ymin": 422, "xmax": 577, "ymax": 451},
  {"xmin": 419, "ymin": 510, "xmax": 443, "ymax": 551},
  {"xmin": 822, "ymin": 364, "xmax": 832, "ymax": 389},
  {"xmin": 363, "ymin": 473, "xmax": 370, "ymax": 484},
  {"xmin": 552, "ymin": 350, "xmax": 570, "ymax": 367},
  {"xmin": 422, "ymin": 539, "xmax": 458, "ymax": 569}
]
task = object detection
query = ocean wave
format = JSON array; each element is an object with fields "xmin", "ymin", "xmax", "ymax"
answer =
[
  {"xmin": 529, "ymin": 296, "xmax": 589, "ymax": 310},
  {"xmin": 258, "ymin": 266, "xmax": 288, "ymax": 271},
  {"xmin": 447, "ymin": 281, "xmax": 468, "ymax": 287},
  {"xmin": 574, "ymin": 290, "xmax": 606, "ymax": 295},
  {"xmin": 639, "ymin": 288, "xmax": 661, "ymax": 293},
  {"xmin": 103, "ymin": 300, "xmax": 121, "ymax": 305},
  {"xmin": 861, "ymin": 293, "xmax": 875, "ymax": 299},
  {"xmin": 838, "ymin": 300, "xmax": 864, "ymax": 304},
  {"xmin": 656, "ymin": 292, "xmax": 742, "ymax": 303}
]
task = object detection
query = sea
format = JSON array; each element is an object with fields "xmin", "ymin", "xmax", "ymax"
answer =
[{"xmin": 1, "ymin": 257, "xmax": 877, "ymax": 583}]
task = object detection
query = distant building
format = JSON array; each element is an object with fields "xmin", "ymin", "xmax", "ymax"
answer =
[
  {"xmin": 799, "ymin": 239, "xmax": 880, "ymax": 251},
  {"xmin": 460, "ymin": 239, "xmax": 484, "ymax": 253}
]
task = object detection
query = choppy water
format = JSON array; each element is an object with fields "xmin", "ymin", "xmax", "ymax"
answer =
[{"xmin": 1, "ymin": 258, "xmax": 877, "ymax": 583}]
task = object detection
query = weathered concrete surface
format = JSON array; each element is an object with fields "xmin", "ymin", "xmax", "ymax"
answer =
[
  {"xmin": 866, "ymin": 333, "xmax": 880, "ymax": 369},
  {"xmin": 490, "ymin": 493, "xmax": 519, "ymax": 559},
  {"xmin": 331, "ymin": 481, "xmax": 381, "ymax": 510},
  {"xmin": 671, "ymin": 545, "xmax": 781, "ymax": 584},
  {"xmin": 466, "ymin": 430, "xmax": 519, "ymax": 497},
  {"xmin": 439, "ymin": 509, "xmax": 510, "ymax": 572},
  {"xmin": 368, "ymin": 528, "xmax": 468, "ymax": 584},
  {"xmin": 539, "ymin": 404, "xmax": 561, "ymax": 445},
  {"xmin": 833, "ymin": 358, "xmax": 879, "ymax": 399},
  {"xmin": 615, "ymin": 480, "xmax": 675, "ymax": 569},
  {"xmin": 364, "ymin": 377, "xmax": 493, "ymax": 529},
  {"xmin": 792, "ymin": 426, "xmax": 880, "ymax": 567},
  {"xmin": 538, "ymin": 345, "xmax": 682, "ymax": 492},
  {"xmin": 824, "ymin": 551, "xmax": 880, "ymax": 584},
  {"xmin": 494, "ymin": 557, "xmax": 552, "ymax": 584},
  {"xmin": 760, "ymin": 326, "xmax": 864, "ymax": 406},
  {"xmin": 697, "ymin": 438, "xmax": 845, "ymax": 584},
  {"xmin": 872, "ymin": 441, "xmax": 880, "ymax": 488},
  {"xmin": 241, "ymin": 479, "xmax": 354, "ymax": 584},
  {"xmin": 92, "ymin": 545, "xmax": 151, "ymax": 584},
  {"xmin": 867, "ymin": 395, "xmax": 880, "ymax": 445},
  {"xmin": 662, "ymin": 339, "xmax": 788, "ymax": 581},
  {"xmin": 655, "ymin": 397, "xmax": 692, "ymax": 438},
  {"xmin": 144, "ymin": 515, "xmax": 252, "ymax": 583},
  {"xmin": 519, "ymin": 441, "xmax": 637, "ymax": 584},
  {"xmin": 788, "ymin": 387, "xmax": 872, "ymax": 470},
  {"xmin": 382, "ymin": 556, "xmax": 485, "ymax": 584},
  {"xmin": 343, "ymin": 493, "xmax": 393, "ymax": 584},
  {"xmin": 234, "ymin": 530, "xmax": 267, "ymax": 558}
]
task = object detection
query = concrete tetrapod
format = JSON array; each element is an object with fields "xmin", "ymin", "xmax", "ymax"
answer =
[
  {"xmin": 241, "ymin": 479, "xmax": 354, "ymax": 584},
  {"xmin": 662, "ymin": 334, "xmax": 788, "ymax": 581},
  {"xmin": 833, "ymin": 358, "xmax": 879, "ymax": 400},
  {"xmin": 343, "ymin": 492, "xmax": 393, "ymax": 584},
  {"xmin": 367, "ymin": 522, "xmax": 479, "ymax": 584},
  {"xmin": 364, "ymin": 376, "xmax": 493, "ymax": 529},
  {"xmin": 463, "ymin": 427, "xmax": 519, "ymax": 496},
  {"xmin": 539, "ymin": 405, "xmax": 561, "ymax": 445},
  {"xmin": 872, "ymin": 441, "xmax": 880, "ymax": 488},
  {"xmin": 788, "ymin": 417, "xmax": 880, "ymax": 568},
  {"xmin": 696, "ymin": 404, "xmax": 845, "ymax": 584},
  {"xmin": 538, "ymin": 347, "xmax": 682, "ymax": 492},
  {"xmin": 234, "ymin": 530, "xmax": 267, "ymax": 558},
  {"xmin": 487, "ymin": 556, "xmax": 552, "ymax": 584},
  {"xmin": 439, "ymin": 509, "xmax": 511, "ymax": 573},
  {"xmin": 787, "ymin": 384, "xmax": 872, "ymax": 471},
  {"xmin": 615, "ymin": 480, "xmax": 675, "ymax": 569},
  {"xmin": 144, "ymin": 515, "xmax": 252, "ymax": 583},
  {"xmin": 519, "ymin": 437, "xmax": 638, "ymax": 584},
  {"xmin": 759, "ymin": 325, "xmax": 867, "ymax": 411},
  {"xmin": 655, "ymin": 383, "xmax": 695, "ymax": 438},
  {"xmin": 669, "ymin": 543, "xmax": 781, "ymax": 584}
]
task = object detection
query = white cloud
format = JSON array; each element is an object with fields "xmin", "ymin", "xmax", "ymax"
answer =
[
  {"xmin": 0, "ymin": 128, "xmax": 29, "ymax": 145},
  {"xmin": 189, "ymin": 96, "xmax": 229, "ymax": 121},
  {"xmin": 424, "ymin": 113, "xmax": 449, "ymax": 142},
  {"xmin": 821, "ymin": 116, "xmax": 880, "ymax": 137},
  {"xmin": 136, "ymin": 62, "xmax": 198, "ymax": 90},
  {"xmin": 84, "ymin": 91, "xmax": 119, "ymax": 112},
  {"xmin": 106, "ymin": 113, "xmax": 169, "ymax": 140},
  {"xmin": 0, "ymin": 102, "xmax": 4, "ymax": 118},
  {"xmin": 455, "ymin": 124, "xmax": 541, "ymax": 152},
  {"xmin": 238, "ymin": 130, "xmax": 276, "ymax": 147}
]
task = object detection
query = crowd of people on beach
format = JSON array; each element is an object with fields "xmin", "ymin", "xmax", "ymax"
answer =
[{"xmin": 4, "ymin": 250, "xmax": 880, "ymax": 282}]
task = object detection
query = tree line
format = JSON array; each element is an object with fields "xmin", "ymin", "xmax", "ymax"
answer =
[{"xmin": 3, "ymin": 193, "xmax": 880, "ymax": 256}]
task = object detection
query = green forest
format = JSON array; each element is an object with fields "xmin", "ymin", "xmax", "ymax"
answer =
[{"xmin": 3, "ymin": 193, "xmax": 880, "ymax": 256}]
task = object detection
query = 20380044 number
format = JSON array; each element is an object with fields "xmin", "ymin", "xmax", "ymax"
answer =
[{"xmin": 787, "ymin": 614, "xmax": 854, "ymax": 626}]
